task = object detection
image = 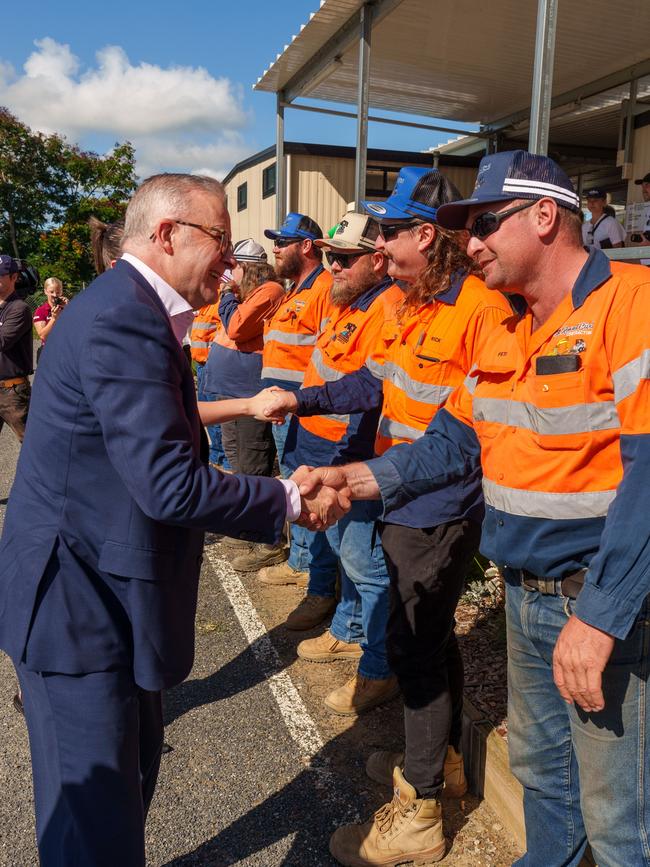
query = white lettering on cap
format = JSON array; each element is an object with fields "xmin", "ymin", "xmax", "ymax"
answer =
[{"xmin": 366, "ymin": 203, "xmax": 387, "ymax": 215}]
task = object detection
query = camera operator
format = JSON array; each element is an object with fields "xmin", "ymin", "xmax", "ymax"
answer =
[
  {"xmin": 0, "ymin": 254, "xmax": 33, "ymax": 442},
  {"xmin": 33, "ymin": 277, "xmax": 68, "ymax": 358}
]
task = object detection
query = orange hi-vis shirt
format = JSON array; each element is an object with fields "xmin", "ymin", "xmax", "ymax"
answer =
[
  {"xmin": 387, "ymin": 250, "xmax": 650, "ymax": 637},
  {"xmin": 367, "ymin": 274, "xmax": 512, "ymax": 456},
  {"xmin": 261, "ymin": 264, "xmax": 334, "ymax": 391},
  {"xmin": 190, "ymin": 303, "xmax": 220, "ymax": 364},
  {"xmin": 295, "ymin": 278, "xmax": 403, "ymax": 455}
]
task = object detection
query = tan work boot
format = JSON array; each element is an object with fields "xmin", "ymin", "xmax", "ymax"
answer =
[
  {"xmin": 366, "ymin": 746, "xmax": 467, "ymax": 799},
  {"xmin": 324, "ymin": 674, "xmax": 400, "ymax": 716},
  {"xmin": 258, "ymin": 561, "xmax": 308, "ymax": 587},
  {"xmin": 231, "ymin": 543, "xmax": 288, "ymax": 572},
  {"xmin": 298, "ymin": 630, "xmax": 363, "ymax": 663},
  {"xmin": 329, "ymin": 766, "xmax": 446, "ymax": 866},
  {"xmin": 285, "ymin": 594, "xmax": 336, "ymax": 630}
]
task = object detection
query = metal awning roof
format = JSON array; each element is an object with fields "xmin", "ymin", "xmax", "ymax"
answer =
[{"xmin": 255, "ymin": 0, "xmax": 650, "ymax": 133}]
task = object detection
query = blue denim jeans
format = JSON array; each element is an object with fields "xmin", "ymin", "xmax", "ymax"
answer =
[
  {"xmin": 328, "ymin": 500, "xmax": 391, "ymax": 681},
  {"xmin": 505, "ymin": 580, "xmax": 650, "ymax": 867},
  {"xmin": 272, "ymin": 417, "xmax": 337, "ymax": 588},
  {"xmin": 196, "ymin": 364, "xmax": 230, "ymax": 469}
]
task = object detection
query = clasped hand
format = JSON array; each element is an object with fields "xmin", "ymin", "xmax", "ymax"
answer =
[
  {"xmin": 246, "ymin": 387, "xmax": 297, "ymax": 424},
  {"xmin": 289, "ymin": 465, "xmax": 351, "ymax": 531}
]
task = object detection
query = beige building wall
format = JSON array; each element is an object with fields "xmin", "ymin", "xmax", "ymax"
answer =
[{"xmin": 225, "ymin": 151, "xmax": 477, "ymax": 260}]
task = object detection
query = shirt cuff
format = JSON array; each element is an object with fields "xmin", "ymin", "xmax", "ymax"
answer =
[
  {"xmin": 366, "ymin": 454, "xmax": 403, "ymax": 517},
  {"xmin": 278, "ymin": 479, "xmax": 301, "ymax": 521},
  {"xmin": 574, "ymin": 581, "xmax": 640, "ymax": 640}
]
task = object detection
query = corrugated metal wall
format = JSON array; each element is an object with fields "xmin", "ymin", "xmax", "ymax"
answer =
[
  {"xmin": 225, "ymin": 155, "xmax": 279, "ymax": 259},
  {"xmin": 627, "ymin": 125, "xmax": 650, "ymax": 203}
]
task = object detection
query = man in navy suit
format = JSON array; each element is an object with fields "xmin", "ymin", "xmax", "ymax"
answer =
[{"xmin": 0, "ymin": 173, "xmax": 349, "ymax": 866}]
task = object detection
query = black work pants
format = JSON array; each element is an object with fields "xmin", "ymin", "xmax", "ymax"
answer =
[
  {"xmin": 379, "ymin": 518, "xmax": 481, "ymax": 798},
  {"xmin": 219, "ymin": 406, "xmax": 276, "ymax": 476}
]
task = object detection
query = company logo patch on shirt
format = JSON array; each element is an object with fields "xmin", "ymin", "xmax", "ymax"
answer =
[
  {"xmin": 550, "ymin": 337, "xmax": 588, "ymax": 356},
  {"xmin": 335, "ymin": 323, "xmax": 358, "ymax": 344},
  {"xmin": 553, "ymin": 322, "xmax": 594, "ymax": 338}
]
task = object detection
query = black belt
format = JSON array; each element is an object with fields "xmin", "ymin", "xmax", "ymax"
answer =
[{"xmin": 515, "ymin": 568, "xmax": 586, "ymax": 599}]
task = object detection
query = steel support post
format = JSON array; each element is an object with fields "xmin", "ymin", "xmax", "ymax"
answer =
[
  {"xmin": 528, "ymin": 0, "xmax": 559, "ymax": 155},
  {"xmin": 354, "ymin": 4, "xmax": 373, "ymax": 212},
  {"xmin": 275, "ymin": 91, "xmax": 286, "ymax": 226}
]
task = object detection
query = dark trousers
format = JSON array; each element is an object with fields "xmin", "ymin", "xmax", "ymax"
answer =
[
  {"xmin": 17, "ymin": 664, "xmax": 163, "ymax": 867},
  {"xmin": 0, "ymin": 380, "xmax": 31, "ymax": 442},
  {"xmin": 379, "ymin": 518, "xmax": 481, "ymax": 798},
  {"xmin": 220, "ymin": 413, "xmax": 276, "ymax": 476}
]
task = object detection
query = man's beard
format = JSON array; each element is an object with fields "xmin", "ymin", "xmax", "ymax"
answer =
[
  {"xmin": 330, "ymin": 269, "xmax": 377, "ymax": 307},
  {"xmin": 275, "ymin": 247, "xmax": 302, "ymax": 280}
]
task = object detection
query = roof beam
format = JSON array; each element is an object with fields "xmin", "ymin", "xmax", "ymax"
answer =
[
  {"xmin": 283, "ymin": 0, "xmax": 405, "ymax": 104},
  {"xmin": 484, "ymin": 57, "xmax": 650, "ymax": 133}
]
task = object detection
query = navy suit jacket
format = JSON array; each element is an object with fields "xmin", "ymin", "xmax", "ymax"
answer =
[{"xmin": 0, "ymin": 260, "xmax": 286, "ymax": 690}]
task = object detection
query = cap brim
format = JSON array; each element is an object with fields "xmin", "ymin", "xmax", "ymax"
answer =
[
  {"xmin": 436, "ymin": 194, "xmax": 515, "ymax": 229},
  {"xmin": 264, "ymin": 229, "xmax": 281, "ymax": 240},
  {"xmin": 314, "ymin": 237, "xmax": 368, "ymax": 252}
]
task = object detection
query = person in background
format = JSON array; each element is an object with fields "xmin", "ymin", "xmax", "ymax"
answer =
[
  {"xmin": 189, "ymin": 294, "xmax": 231, "ymax": 471},
  {"xmin": 89, "ymin": 216, "xmax": 124, "ymax": 274},
  {"xmin": 202, "ymin": 239, "xmax": 285, "ymax": 564},
  {"xmin": 0, "ymin": 255, "xmax": 33, "ymax": 443},
  {"xmin": 232, "ymin": 213, "xmax": 338, "ymax": 600},
  {"xmin": 33, "ymin": 278, "xmax": 68, "ymax": 362},
  {"xmin": 582, "ymin": 187, "xmax": 625, "ymax": 249}
]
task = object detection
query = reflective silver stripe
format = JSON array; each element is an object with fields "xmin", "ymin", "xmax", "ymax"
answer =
[
  {"xmin": 365, "ymin": 358, "xmax": 385, "ymax": 380},
  {"xmin": 482, "ymin": 478, "xmax": 616, "ymax": 520},
  {"xmin": 261, "ymin": 366, "xmax": 305, "ymax": 384},
  {"xmin": 192, "ymin": 320, "xmax": 214, "ymax": 329},
  {"xmin": 463, "ymin": 370, "xmax": 479, "ymax": 395},
  {"xmin": 383, "ymin": 361, "xmax": 453, "ymax": 405},
  {"xmin": 378, "ymin": 415, "xmax": 424, "ymax": 442},
  {"xmin": 473, "ymin": 397, "xmax": 619, "ymax": 435},
  {"xmin": 319, "ymin": 317, "xmax": 330, "ymax": 333},
  {"xmin": 263, "ymin": 329, "xmax": 317, "ymax": 347},
  {"xmin": 613, "ymin": 349, "xmax": 650, "ymax": 404},
  {"xmin": 324, "ymin": 412, "xmax": 350, "ymax": 425},
  {"xmin": 311, "ymin": 348, "xmax": 345, "ymax": 382},
  {"xmin": 190, "ymin": 340, "xmax": 212, "ymax": 348}
]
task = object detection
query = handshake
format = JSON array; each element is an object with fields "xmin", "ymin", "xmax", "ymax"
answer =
[
  {"xmin": 289, "ymin": 465, "xmax": 352, "ymax": 531},
  {"xmin": 246, "ymin": 387, "xmax": 299, "ymax": 425}
]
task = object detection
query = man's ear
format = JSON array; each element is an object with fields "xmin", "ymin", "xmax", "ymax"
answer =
[
  {"xmin": 416, "ymin": 222, "xmax": 437, "ymax": 252},
  {"xmin": 535, "ymin": 198, "xmax": 560, "ymax": 239},
  {"xmin": 156, "ymin": 220, "xmax": 176, "ymax": 253},
  {"xmin": 301, "ymin": 238, "xmax": 313, "ymax": 257},
  {"xmin": 371, "ymin": 250, "xmax": 388, "ymax": 273}
]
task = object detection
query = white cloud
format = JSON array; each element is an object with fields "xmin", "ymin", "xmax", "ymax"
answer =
[{"xmin": 0, "ymin": 38, "xmax": 254, "ymax": 177}]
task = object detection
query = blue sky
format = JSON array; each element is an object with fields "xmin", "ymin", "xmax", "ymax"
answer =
[{"xmin": 1, "ymin": 0, "xmax": 474, "ymax": 179}]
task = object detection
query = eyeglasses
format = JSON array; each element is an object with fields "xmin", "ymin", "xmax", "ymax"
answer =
[
  {"xmin": 468, "ymin": 201, "xmax": 536, "ymax": 241},
  {"xmin": 379, "ymin": 222, "xmax": 419, "ymax": 242},
  {"xmin": 325, "ymin": 249, "xmax": 368, "ymax": 268},
  {"xmin": 149, "ymin": 219, "xmax": 231, "ymax": 252},
  {"xmin": 273, "ymin": 236, "xmax": 302, "ymax": 249}
]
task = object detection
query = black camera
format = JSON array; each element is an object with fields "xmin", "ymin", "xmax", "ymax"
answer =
[
  {"xmin": 13, "ymin": 259, "xmax": 40, "ymax": 300},
  {"xmin": 53, "ymin": 295, "xmax": 66, "ymax": 309}
]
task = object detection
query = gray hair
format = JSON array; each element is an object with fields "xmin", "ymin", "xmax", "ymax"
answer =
[{"xmin": 123, "ymin": 173, "xmax": 226, "ymax": 244}]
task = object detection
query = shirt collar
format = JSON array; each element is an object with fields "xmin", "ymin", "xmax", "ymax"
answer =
[
  {"xmin": 296, "ymin": 263, "xmax": 324, "ymax": 293},
  {"xmin": 572, "ymin": 247, "xmax": 612, "ymax": 308},
  {"xmin": 435, "ymin": 270, "xmax": 466, "ymax": 305},
  {"xmin": 350, "ymin": 276, "xmax": 393, "ymax": 312},
  {"xmin": 121, "ymin": 253, "xmax": 193, "ymax": 318}
]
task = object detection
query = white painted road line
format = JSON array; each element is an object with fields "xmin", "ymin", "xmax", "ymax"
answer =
[{"xmin": 205, "ymin": 546, "xmax": 325, "ymax": 759}]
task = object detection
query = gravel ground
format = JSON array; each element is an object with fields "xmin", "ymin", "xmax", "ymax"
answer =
[{"xmin": 0, "ymin": 417, "xmax": 520, "ymax": 866}]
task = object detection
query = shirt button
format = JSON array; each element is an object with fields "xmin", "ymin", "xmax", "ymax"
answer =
[
  {"xmin": 498, "ymin": 473, "xmax": 504, "ymax": 480},
  {"xmin": 542, "ymin": 384, "xmax": 549, "ymax": 392},
  {"xmin": 498, "ymin": 519, "xmax": 504, "ymax": 527}
]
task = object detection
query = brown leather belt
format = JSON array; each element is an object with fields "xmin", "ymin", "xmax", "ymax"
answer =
[
  {"xmin": 520, "ymin": 568, "xmax": 586, "ymax": 599},
  {"xmin": 0, "ymin": 376, "xmax": 28, "ymax": 388}
]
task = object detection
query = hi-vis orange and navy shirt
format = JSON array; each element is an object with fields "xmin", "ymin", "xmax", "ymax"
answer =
[
  {"xmin": 370, "ymin": 249, "xmax": 650, "ymax": 639},
  {"xmin": 294, "ymin": 272, "xmax": 511, "ymax": 528},
  {"xmin": 281, "ymin": 277, "xmax": 402, "ymax": 469},
  {"xmin": 261, "ymin": 264, "xmax": 333, "ymax": 391},
  {"xmin": 190, "ymin": 303, "xmax": 220, "ymax": 365}
]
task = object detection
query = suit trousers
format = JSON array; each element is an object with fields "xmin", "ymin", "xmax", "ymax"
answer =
[
  {"xmin": 379, "ymin": 518, "xmax": 481, "ymax": 798},
  {"xmin": 17, "ymin": 663, "xmax": 163, "ymax": 867}
]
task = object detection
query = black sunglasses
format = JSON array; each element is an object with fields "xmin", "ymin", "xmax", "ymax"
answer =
[
  {"xmin": 380, "ymin": 222, "xmax": 419, "ymax": 241},
  {"xmin": 325, "ymin": 249, "xmax": 367, "ymax": 268},
  {"xmin": 469, "ymin": 201, "xmax": 536, "ymax": 241},
  {"xmin": 273, "ymin": 237, "xmax": 302, "ymax": 249}
]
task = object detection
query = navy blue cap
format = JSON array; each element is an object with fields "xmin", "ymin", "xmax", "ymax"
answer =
[
  {"xmin": 437, "ymin": 150, "xmax": 581, "ymax": 229},
  {"xmin": 264, "ymin": 212, "xmax": 323, "ymax": 242},
  {"xmin": 361, "ymin": 166, "xmax": 451, "ymax": 223},
  {"xmin": 0, "ymin": 254, "xmax": 20, "ymax": 277},
  {"xmin": 584, "ymin": 187, "xmax": 607, "ymax": 199}
]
